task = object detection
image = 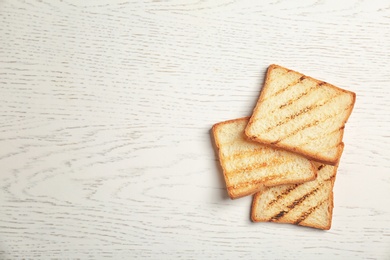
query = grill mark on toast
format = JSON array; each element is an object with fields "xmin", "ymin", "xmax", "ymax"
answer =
[
  {"xmin": 317, "ymin": 164, "xmax": 325, "ymax": 171},
  {"xmin": 294, "ymin": 199, "xmax": 327, "ymax": 225},
  {"xmin": 266, "ymin": 79, "xmax": 325, "ymax": 114},
  {"xmin": 262, "ymin": 75, "xmax": 306, "ymax": 102},
  {"xmin": 286, "ymin": 187, "xmax": 320, "ymax": 209},
  {"xmin": 230, "ymin": 172, "xmax": 295, "ymax": 190},
  {"xmin": 271, "ymin": 120, "xmax": 321, "ymax": 145},
  {"xmin": 228, "ymin": 157, "xmax": 294, "ymax": 175},
  {"xmin": 318, "ymin": 81, "xmax": 327, "ymax": 86},
  {"xmin": 277, "ymin": 82, "xmax": 320, "ymax": 110},
  {"xmin": 324, "ymin": 175, "xmax": 336, "ymax": 182},
  {"xmin": 270, "ymin": 210, "xmax": 288, "ymax": 221},
  {"xmin": 267, "ymin": 105, "xmax": 319, "ymax": 134},
  {"xmin": 265, "ymin": 92, "xmax": 343, "ymax": 135},
  {"xmin": 220, "ymin": 138, "xmax": 252, "ymax": 147},
  {"xmin": 267, "ymin": 184, "xmax": 300, "ymax": 208},
  {"xmin": 270, "ymin": 95, "xmax": 348, "ymax": 145},
  {"xmin": 224, "ymin": 147, "xmax": 268, "ymax": 160},
  {"xmin": 294, "ymin": 125, "xmax": 345, "ymax": 148},
  {"xmin": 269, "ymin": 182, "xmax": 327, "ymax": 221}
]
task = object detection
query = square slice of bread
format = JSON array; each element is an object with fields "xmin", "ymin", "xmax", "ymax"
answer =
[
  {"xmin": 251, "ymin": 162, "xmax": 337, "ymax": 230},
  {"xmin": 212, "ymin": 117, "xmax": 317, "ymax": 199},
  {"xmin": 245, "ymin": 64, "xmax": 356, "ymax": 165}
]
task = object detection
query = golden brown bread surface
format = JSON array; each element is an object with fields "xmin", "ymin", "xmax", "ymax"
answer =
[
  {"xmin": 251, "ymin": 162, "xmax": 338, "ymax": 230},
  {"xmin": 245, "ymin": 64, "xmax": 356, "ymax": 165},
  {"xmin": 212, "ymin": 117, "xmax": 317, "ymax": 199}
]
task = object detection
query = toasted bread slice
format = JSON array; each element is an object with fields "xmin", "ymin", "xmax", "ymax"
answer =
[
  {"xmin": 212, "ymin": 117, "xmax": 317, "ymax": 199},
  {"xmin": 245, "ymin": 64, "xmax": 356, "ymax": 165},
  {"xmin": 251, "ymin": 162, "xmax": 337, "ymax": 230}
]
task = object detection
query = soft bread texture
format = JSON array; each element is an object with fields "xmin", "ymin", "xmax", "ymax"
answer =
[
  {"xmin": 212, "ymin": 117, "xmax": 317, "ymax": 199},
  {"xmin": 245, "ymin": 64, "xmax": 356, "ymax": 165},
  {"xmin": 251, "ymin": 162, "xmax": 338, "ymax": 230}
]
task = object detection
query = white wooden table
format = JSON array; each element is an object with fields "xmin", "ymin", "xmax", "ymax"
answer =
[{"xmin": 1, "ymin": 1, "xmax": 389, "ymax": 259}]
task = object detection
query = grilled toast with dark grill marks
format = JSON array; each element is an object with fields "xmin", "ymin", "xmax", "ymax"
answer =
[
  {"xmin": 212, "ymin": 117, "xmax": 317, "ymax": 199},
  {"xmin": 251, "ymin": 162, "xmax": 337, "ymax": 230},
  {"xmin": 245, "ymin": 64, "xmax": 356, "ymax": 165}
]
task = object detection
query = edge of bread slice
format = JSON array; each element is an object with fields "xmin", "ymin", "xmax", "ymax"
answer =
[
  {"xmin": 245, "ymin": 64, "xmax": 356, "ymax": 165},
  {"xmin": 251, "ymin": 162, "xmax": 338, "ymax": 230},
  {"xmin": 212, "ymin": 117, "xmax": 317, "ymax": 199}
]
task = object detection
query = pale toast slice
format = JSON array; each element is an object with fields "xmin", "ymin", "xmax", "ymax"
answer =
[
  {"xmin": 251, "ymin": 162, "xmax": 337, "ymax": 230},
  {"xmin": 212, "ymin": 117, "xmax": 317, "ymax": 199},
  {"xmin": 245, "ymin": 64, "xmax": 356, "ymax": 165}
]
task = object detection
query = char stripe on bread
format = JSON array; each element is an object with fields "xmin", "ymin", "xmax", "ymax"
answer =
[
  {"xmin": 267, "ymin": 184, "xmax": 300, "ymax": 207},
  {"xmin": 289, "ymin": 121, "xmax": 345, "ymax": 148},
  {"xmin": 230, "ymin": 173, "xmax": 300, "ymax": 190},
  {"xmin": 271, "ymin": 104, "xmax": 351, "ymax": 145},
  {"xmin": 271, "ymin": 210, "xmax": 288, "ymax": 221},
  {"xmin": 273, "ymin": 184, "xmax": 320, "ymax": 211},
  {"xmin": 225, "ymin": 147, "xmax": 268, "ymax": 160},
  {"xmin": 274, "ymin": 80, "xmax": 328, "ymax": 111},
  {"xmin": 262, "ymin": 74, "xmax": 305, "ymax": 102},
  {"xmin": 278, "ymin": 84, "xmax": 319, "ymax": 109},
  {"xmin": 293, "ymin": 199, "xmax": 328, "ymax": 225},
  {"xmin": 263, "ymin": 92, "xmax": 344, "ymax": 134},
  {"xmin": 228, "ymin": 157, "xmax": 297, "ymax": 176}
]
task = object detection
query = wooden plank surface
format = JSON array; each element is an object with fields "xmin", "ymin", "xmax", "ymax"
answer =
[{"xmin": 0, "ymin": 0, "xmax": 389, "ymax": 259}]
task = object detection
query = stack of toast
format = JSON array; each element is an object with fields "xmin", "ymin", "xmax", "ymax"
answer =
[{"xmin": 212, "ymin": 64, "xmax": 356, "ymax": 230}]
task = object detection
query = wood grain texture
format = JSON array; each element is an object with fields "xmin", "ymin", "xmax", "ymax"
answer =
[{"xmin": 0, "ymin": 0, "xmax": 389, "ymax": 259}]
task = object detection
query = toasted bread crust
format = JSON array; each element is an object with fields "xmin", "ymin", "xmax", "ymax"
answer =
[
  {"xmin": 250, "ymin": 192, "xmax": 262, "ymax": 222},
  {"xmin": 246, "ymin": 64, "xmax": 356, "ymax": 165},
  {"xmin": 212, "ymin": 117, "xmax": 317, "ymax": 199}
]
